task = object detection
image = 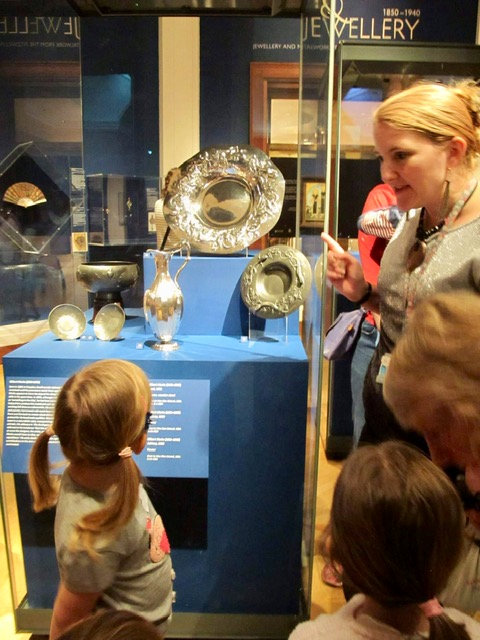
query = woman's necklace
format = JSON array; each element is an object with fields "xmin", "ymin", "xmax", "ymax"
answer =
[
  {"xmin": 405, "ymin": 177, "xmax": 478, "ymax": 317},
  {"xmin": 416, "ymin": 209, "xmax": 446, "ymax": 241},
  {"xmin": 407, "ymin": 178, "xmax": 477, "ymax": 273}
]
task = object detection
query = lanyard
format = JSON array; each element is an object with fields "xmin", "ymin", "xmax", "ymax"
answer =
[{"xmin": 405, "ymin": 177, "xmax": 478, "ymax": 318}]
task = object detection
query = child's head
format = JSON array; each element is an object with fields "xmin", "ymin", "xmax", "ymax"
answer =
[
  {"xmin": 28, "ymin": 359, "xmax": 153, "ymax": 553},
  {"xmin": 329, "ymin": 441, "xmax": 464, "ymax": 606},
  {"xmin": 56, "ymin": 609, "xmax": 162, "ymax": 640},
  {"xmin": 53, "ymin": 359, "xmax": 152, "ymax": 465}
]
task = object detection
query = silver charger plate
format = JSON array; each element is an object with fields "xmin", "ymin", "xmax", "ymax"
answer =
[
  {"xmin": 48, "ymin": 304, "xmax": 86, "ymax": 340},
  {"xmin": 163, "ymin": 145, "xmax": 285, "ymax": 254},
  {"xmin": 93, "ymin": 303, "xmax": 125, "ymax": 341},
  {"xmin": 240, "ymin": 245, "xmax": 313, "ymax": 319}
]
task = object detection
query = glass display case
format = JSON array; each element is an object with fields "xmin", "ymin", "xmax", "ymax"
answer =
[
  {"xmin": 324, "ymin": 41, "xmax": 480, "ymax": 458},
  {"xmin": 86, "ymin": 173, "xmax": 159, "ymax": 247},
  {"xmin": 333, "ymin": 42, "xmax": 480, "ymax": 242},
  {"xmin": 296, "ymin": 38, "xmax": 480, "ymax": 619},
  {"xmin": 0, "ymin": 142, "xmax": 86, "ymax": 325}
]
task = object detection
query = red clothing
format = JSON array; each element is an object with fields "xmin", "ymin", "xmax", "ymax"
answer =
[
  {"xmin": 358, "ymin": 184, "xmax": 397, "ymax": 324},
  {"xmin": 358, "ymin": 184, "xmax": 397, "ymax": 285}
]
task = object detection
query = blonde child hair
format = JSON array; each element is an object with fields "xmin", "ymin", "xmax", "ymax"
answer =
[{"xmin": 28, "ymin": 359, "xmax": 152, "ymax": 555}]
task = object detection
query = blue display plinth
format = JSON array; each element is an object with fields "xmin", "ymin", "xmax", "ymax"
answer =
[
  {"xmin": 143, "ymin": 252, "xmax": 300, "ymax": 337},
  {"xmin": 2, "ymin": 256, "xmax": 309, "ymax": 638}
]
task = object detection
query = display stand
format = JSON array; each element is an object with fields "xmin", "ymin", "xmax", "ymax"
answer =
[
  {"xmin": 2, "ymin": 254, "xmax": 309, "ymax": 638},
  {"xmin": 247, "ymin": 311, "xmax": 289, "ymax": 343}
]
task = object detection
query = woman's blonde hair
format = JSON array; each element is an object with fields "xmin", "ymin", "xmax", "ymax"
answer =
[
  {"xmin": 384, "ymin": 291, "xmax": 480, "ymax": 450},
  {"xmin": 329, "ymin": 441, "xmax": 469, "ymax": 639},
  {"xmin": 374, "ymin": 80, "xmax": 480, "ymax": 169},
  {"xmin": 28, "ymin": 359, "xmax": 152, "ymax": 554}
]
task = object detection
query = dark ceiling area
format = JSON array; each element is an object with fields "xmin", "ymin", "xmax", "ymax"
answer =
[{"xmin": 65, "ymin": 0, "xmax": 305, "ymax": 17}]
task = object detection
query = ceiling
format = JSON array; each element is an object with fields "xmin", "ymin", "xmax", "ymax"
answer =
[{"xmin": 65, "ymin": 0, "xmax": 305, "ymax": 17}]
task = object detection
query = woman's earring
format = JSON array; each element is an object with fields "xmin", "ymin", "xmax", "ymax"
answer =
[{"xmin": 439, "ymin": 171, "xmax": 450, "ymax": 219}]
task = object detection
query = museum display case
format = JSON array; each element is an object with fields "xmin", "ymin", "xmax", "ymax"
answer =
[
  {"xmin": 1, "ymin": 252, "xmax": 309, "ymax": 636},
  {"xmin": 0, "ymin": 11, "xmax": 312, "ymax": 626},
  {"xmin": 0, "ymin": 10, "xmax": 310, "ymax": 629},
  {"xmin": 314, "ymin": 41, "xmax": 480, "ymax": 458},
  {"xmin": 291, "ymin": 35, "xmax": 480, "ymax": 622},
  {"xmin": 86, "ymin": 173, "xmax": 159, "ymax": 247},
  {"xmin": 0, "ymin": 142, "xmax": 86, "ymax": 325}
]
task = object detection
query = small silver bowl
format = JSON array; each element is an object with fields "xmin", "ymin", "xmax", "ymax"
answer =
[
  {"xmin": 93, "ymin": 303, "xmax": 125, "ymax": 341},
  {"xmin": 48, "ymin": 304, "xmax": 86, "ymax": 340},
  {"xmin": 76, "ymin": 261, "xmax": 139, "ymax": 318}
]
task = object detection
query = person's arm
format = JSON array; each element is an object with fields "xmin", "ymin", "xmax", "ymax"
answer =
[
  {"xmin": 50, "ymin": 580, "xmax": 102, "ymax": 640},
  {"xmin": 320, "ymin": 232, "xmax": 380, "ymax": 313},
  {"xmin": 358, "ymin": 206, "xmax": 401, "ymax": 239}
]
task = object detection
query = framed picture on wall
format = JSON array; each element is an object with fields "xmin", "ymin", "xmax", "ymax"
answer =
[{"xmin": 302, "ymin": 179, "xmax": 325, "ymax": 227}]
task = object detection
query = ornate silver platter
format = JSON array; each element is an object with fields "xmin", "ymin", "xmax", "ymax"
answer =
[
  {"xmin": 93, "ymin": 303, "xmax": 125, "ymax": 341},
  {"xmin": 163, "ymin": 146, "xmax": 285, "ymax": 254},
  {"xmin": 48, "ymin": 304, "xmax": 86, "ymax": 340},
  {"xmin": 240, "ymin": 245, "xmax": 312, "ymax": 319}
]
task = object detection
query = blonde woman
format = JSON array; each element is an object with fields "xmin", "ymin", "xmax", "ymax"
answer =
[
  {"xmin": 28, "ymin": 360, "xmax": 174, "ymax": 640},
  {"xmin": 322, "ymin": 80, "xmax": 480, "ymax": 450}
]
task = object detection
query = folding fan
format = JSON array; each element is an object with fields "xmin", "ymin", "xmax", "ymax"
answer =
[{"xmin": 3, "ymin": 182, "xmax": 47, "ymax": 208}]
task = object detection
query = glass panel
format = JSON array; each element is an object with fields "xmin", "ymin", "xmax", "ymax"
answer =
[
  {"xmin": 80, "ymin": 15, "xmax": 160, "ymax": 309},
  {"xmin": 303, "ymin": 42, "xmax": 480, "ymax": 621},
  {"xmin": 297, "ymin": 0, "xmax": 332, "ymax": 619},
  {"xmin": 0, "ymin": 3, "xmax": 83, "ymax": 633},
  {"xmin": 0, "ymin": 1, "xmax": 85, "ymax": 326},
  {"xmin": 0, "ymin": 140, "xmax": 85, "ymax": 323},
  {"xmin": 333, "ymin": 42, "xmax": 480, "ymax": 243}
]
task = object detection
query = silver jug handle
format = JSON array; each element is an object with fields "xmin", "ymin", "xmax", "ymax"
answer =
[{"xmin": 174, "ymin": 240, "xmax": 191, "ymax": 285}]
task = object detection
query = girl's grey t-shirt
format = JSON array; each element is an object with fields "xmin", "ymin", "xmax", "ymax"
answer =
[{"xmin": 55, "ymin": 470, "xmax": 174, "ymax": 630}]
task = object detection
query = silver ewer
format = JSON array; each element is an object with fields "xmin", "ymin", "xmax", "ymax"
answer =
[{"xmin": 143, "ymin": 240, "xmax": 191, "ymax": 351}]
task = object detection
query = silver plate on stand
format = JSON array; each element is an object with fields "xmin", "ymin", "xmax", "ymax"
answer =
[
  {"xmin": 48, "ymin": 304, "xmax": 86, "ymax": 340},
  {"xmin": 241, "ymin": 245, "xmax": 312, "ymax": 319},
  {"xmin": 93, "ymin": 303, "xmax": 125, "ymax": 341},
  {"xmin": 163, "ymin": 146, "xmax": 285, "ymax": 253}
]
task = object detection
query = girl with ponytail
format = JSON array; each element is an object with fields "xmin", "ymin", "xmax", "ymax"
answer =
[{"xmin": 28, "ymin": 359, "xmax": 174, "ymax": 640}]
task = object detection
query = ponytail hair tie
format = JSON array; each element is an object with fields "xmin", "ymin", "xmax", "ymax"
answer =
[
  {"xmin": 45, "ymin": 426, "xmax": 55, "ymax": 437},
  {"xmin": 419, "ymin": 597, "xmax": 443, "ymax": 619},
  {"xmin": 118, "ymin": 447, "xmax": 133, "ymax": 459}
]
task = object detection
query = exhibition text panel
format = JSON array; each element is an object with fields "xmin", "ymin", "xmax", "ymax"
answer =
[{"xmin": 2, "ymin": 377, "xmax": 209, "ymax": 478}]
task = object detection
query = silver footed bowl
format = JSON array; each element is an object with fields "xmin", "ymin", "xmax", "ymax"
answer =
[
  {"xmin": 76, "ymin": 261, "xmax": 139, "ymax": 293},
  {"xmin": 76, "ymin": 261, "xmax": 139, "ymax": 318}
]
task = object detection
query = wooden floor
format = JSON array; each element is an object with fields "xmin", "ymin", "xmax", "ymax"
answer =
[{"xmin": 0, "ymin": 364, "xmax": 345, "ymax": 639}]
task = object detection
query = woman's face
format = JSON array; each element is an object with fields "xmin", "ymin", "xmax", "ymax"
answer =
[
  {"xmin": 373, "ymin": 122, "xmax": 449, "ymax": 214},
  {"xmin": 411, "ymin": 407, "xmax": 480, "ymax": 494}
]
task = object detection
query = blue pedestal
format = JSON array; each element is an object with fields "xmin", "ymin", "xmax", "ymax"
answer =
[
  {"xmin": 2, "ymin": 256, "xmax": 309, "ymax": 637},
  {"xmin": 143, "ymin": 253, "xmax": 300, "ymax": 337}
]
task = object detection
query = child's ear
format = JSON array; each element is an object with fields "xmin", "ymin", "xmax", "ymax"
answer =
[{"xmin": 131, "ymin": 432, "xmax": 147, "ymax": 455}]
